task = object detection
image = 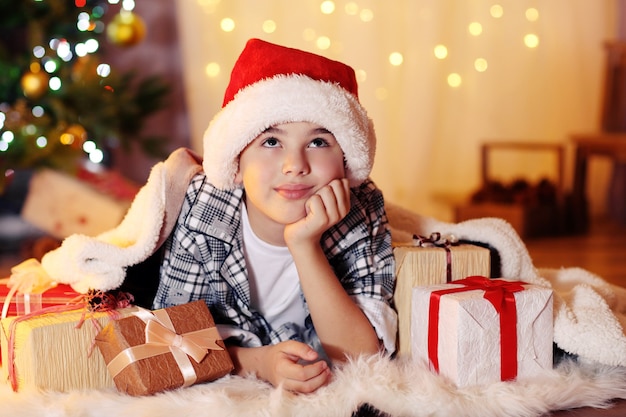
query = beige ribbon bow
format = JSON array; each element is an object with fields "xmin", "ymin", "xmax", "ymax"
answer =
[
  {"xmin": 106, "ymin": 307, "xmax": 223, "ymax": 388},
  {"xmin": 144, "ymin": 317, "xmax": 222, "ymax": 363}
]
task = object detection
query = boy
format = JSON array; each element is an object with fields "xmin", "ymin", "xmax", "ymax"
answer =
[{"xmin": 151, "ymin": 38, "xmax": 397, "ymax": 394}]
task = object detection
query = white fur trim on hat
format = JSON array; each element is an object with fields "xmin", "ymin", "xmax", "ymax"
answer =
[{"xmin": 202, "ymin": 74, "xmax": 376, "ymax": 189}]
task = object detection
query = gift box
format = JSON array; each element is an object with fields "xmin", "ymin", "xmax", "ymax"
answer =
[
  {"xmin": 0, "ymin": 279, "xmax": 82, "ymax": 366},
  {"xmin": 0, "ymin": 282, "xmax": 80, "ymax": 317},
  {"xmin": 1, "ymin": 305, "xmax": 138, "ymax": 391},
  {"xmin": 393, "ymin": 237, "xmax": 490, "ymax": 357},
  {"xmin": 21, "ymin": 167, "xmax": 139, "ymax": 239},
  {"xmin": 410, "ymin": 277, "xmax": 553, "ymax": 387},
  {"xmin": 95, "ymin": 300, "xmax": 234, "ymax": 396}
]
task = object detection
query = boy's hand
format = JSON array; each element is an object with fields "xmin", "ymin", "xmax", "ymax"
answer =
[
  {"xmin": 284, "ymin": 178, "xmax": 350, "ymax": 246},
  {"xmin": 260, "ymin": 341, "xmax": 331, "ymax": 393}
]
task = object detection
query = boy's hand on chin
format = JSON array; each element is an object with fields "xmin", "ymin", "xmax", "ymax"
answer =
[{"xmin": 284, "ymin": 178, "xmax": 350, "ymax": 246}]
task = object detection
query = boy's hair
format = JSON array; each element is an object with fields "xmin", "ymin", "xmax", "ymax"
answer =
[{"xmin": 202, "ymin": 38, "xmax": 376, "ymax": 190}]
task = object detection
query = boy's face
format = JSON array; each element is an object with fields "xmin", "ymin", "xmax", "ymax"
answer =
[{"xmin": 235, "ymin": 121, "xmax": 346, "ymax": 235}]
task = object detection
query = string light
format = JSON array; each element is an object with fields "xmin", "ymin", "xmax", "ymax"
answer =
[
  {"xmin": 220, "ymin": 18, "xmax": 235, "ymax": 32},
  {"xmin": 49, "ymin": 77, "xmax": 62, "ymax": 91},
  {"xmin": 320, "ymin": 1, "xmax": 335, "ymax": 14},
  {"xmin": 434, "ymin": 45, "xmax": 448, "ymax": 59},
  {"xmin": 33, "ymin": 46, "xmax": 45, "ymax": 58},
  {"xmin": 448, "ymin": 73, "xmax": 462, "ymax": 88},
  {"xmin": 89, "ymin": 148, "xmax": 104, "ymax": 163},
  {"xmin": 35, "ymin": 136, "xmax": 47, "ymax": 148},
  {"xmin": 524, "ymin": 33, "xmax": 539, "ymax": 48},
  {"xmin": 316, "ymin": 36, "xmax": 331, "ymax": 50},
  {"xmin": 389, "ymin": 52, "xmax": 404, "ymax": 66},
  {"xmin": 32, "ymin": 106, "xmax": 44, "ymax": 117},
  {"xmin": 96, "ymin": 63, "xmax": 111, "ymax": 77},
  {"xmin": 526, "ymin": 8, "xmax": 539, "ymax": 22},
  {"xmin": 359, "ymin": 8, "xmax": 374, "ymax": 22},
  {"xmin": 474, "ymin": 58, "xmax": 488, "ymax": 72},
  {"xmin": 1, "ymin": 131, "xmax": 14, "ymax": 143},
  {"xmin": 468, "ymin": 22, "xmax": 483, "ymax": 36},
  {"xmin": 262, "ymin": 20, "xmax": 276, "ymax": 33},
  {"xmin": 205, "ymin": 62, "xmax": 220, "ymax": 78},
  {"xmin": 490, "ymin": 5, "xmax": 504, "ymax": 18},
  {"xmin": 202, "ymin": 2, "xmax": 540, "ymax": 91}
]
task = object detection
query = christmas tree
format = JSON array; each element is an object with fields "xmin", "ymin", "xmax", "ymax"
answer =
[{"xmin": 0, "ymin": 0, "xmax": 169, "ymax": 194}]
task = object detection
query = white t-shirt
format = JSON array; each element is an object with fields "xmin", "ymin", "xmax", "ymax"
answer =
[{"xmin": 241, "ymin": 205, "xmax": 307, "ymax": 330}]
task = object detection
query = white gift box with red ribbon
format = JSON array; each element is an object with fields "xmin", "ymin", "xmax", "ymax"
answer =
[{"xmin": 410, "ymin": 276, "xmax": 553, "ymax": 387}]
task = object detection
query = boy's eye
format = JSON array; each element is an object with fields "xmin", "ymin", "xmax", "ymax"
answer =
[
  {"xmin": 262, "ymin": 137, "xmax": 280, "ymax": 147},
  {"xmin": 309, "ymin": 138, "xmax": 329, "ymax": 148}
]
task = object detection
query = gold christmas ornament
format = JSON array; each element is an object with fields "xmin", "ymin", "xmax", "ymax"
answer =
[
  {"xmin": 106, "ymin": 11, "xmax": 146, "ymax": 47},
  {"xmin": 60, "ymin": 124, "xmax": 88, "ymax": 149},
  {"xmin": 20, "ymin": 68, "xmax": 49, "ymax": 99}
]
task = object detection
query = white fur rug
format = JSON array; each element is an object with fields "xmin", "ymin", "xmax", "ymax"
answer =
[{"xmin": 1, "ymin": 355, "xmax": 625, "ymax": 417}]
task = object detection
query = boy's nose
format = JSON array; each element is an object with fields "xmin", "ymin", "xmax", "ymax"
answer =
[{"xmin": 282, "ymin": 151, "xmax": 310, "ymax": 175}]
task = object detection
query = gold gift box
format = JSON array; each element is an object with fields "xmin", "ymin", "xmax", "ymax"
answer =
[{"xmin": 1, "ymin": 306, "xmax": 137, "ymax": 392}]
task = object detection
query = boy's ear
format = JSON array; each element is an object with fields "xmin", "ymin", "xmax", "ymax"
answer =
[{"xmin": 234, "ymin": 165, "xmax": 243, "ymax": 184}]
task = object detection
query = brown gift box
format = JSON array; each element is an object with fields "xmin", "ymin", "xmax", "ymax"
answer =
[{"xmin": 95, "ymin": 300, "xmax": 233, "ymax": 396}]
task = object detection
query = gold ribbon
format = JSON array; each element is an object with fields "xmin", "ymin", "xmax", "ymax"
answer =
[{"xmin": 106, "ymin": 307, "xmax": 223, "ymax": 388}]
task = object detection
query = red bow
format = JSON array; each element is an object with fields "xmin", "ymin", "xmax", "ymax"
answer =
[{"xmin": 427, "ymin": 276, "xmax": 527, "ymax": 381}]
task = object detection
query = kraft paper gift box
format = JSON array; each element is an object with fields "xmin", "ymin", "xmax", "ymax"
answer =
[
  {"xmin": 393, "ymin": 236, "xmax": 491, "ymax": 357},
  {"xmin": 1, "ymin": 305, "xmax": 138, "ymax": 392},
  {"xmin": 410, "ymin": 277, "xmax": 553, "ymax": 387},
  {"xmin": 95, "ymin": 300, "xmax": 234, "ymax": 396}
]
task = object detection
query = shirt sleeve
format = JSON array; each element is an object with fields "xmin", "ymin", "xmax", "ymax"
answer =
[
  {"xmin": 152, "ymin": 176, "xmax": 211, "ymax": 309},
  {"xmin": 322, "ymin": 179, "xmax": 398, "ymax": 354}
]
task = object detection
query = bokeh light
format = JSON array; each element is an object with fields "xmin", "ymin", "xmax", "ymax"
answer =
[
  {"xmin": 526, "ymin": 8, "xmax": 539, "ymax": 22},
  {"xmin": 205, "ymin": 62, "xmax": 220, "ymax": 77},
  {"xmin": 434, "ymin": 44, "xmax": 448, "ymax": 59},
  {"xmin": 320, "ymin": 1, "xmax": 335, "ymax": 14},
  {"xmin": 490, "ymin": 4, "xmax": 504, "ymax": 18},
  {"xmin": 524, "ymin": 33, "xmax": 539, "ymax": 48},
  {"xmin": 262, "ymin": 20, "xmax": 276, "ymax": 33},
  {"xmin": 468, "ymin": 22, "xmax": 482, "ymax": 36},
  {"xmin": 447, "ymin": 73, "xmax": 462, "ymax": 88},
  {"xmin": 316, "ymin": 36, "xmax": 331, "ymax": 50},
  {"xmin": 360, "ymin": 8, "xmax": 373, "ymax": 22},
  {"xmin": 474, "ymin": 58, "xmax": 488, "ymax": 72},
  {"xmin": 389, "ymin": 52, "xmax": 403, "ymax": 66},
  {"xmin": 220, "ymin": 18, "xmax": 235, "ymax": 32}
]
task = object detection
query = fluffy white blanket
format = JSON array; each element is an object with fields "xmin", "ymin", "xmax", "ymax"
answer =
[
  {"xmin": 0, "ymin": 355, "xmax": 625, "ymax": 417},
  {"xmin": 11, "ymin": 147, "xmax": 624, "ymax": 416},
  {"xmin": 39, "ymin": 148, "xmax": 626, "ymax": 367}
]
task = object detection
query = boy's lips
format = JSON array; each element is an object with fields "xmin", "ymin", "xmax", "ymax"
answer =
[{"xmin": 274, "ymin": 183, "xmax": 314, "ymax": 200}]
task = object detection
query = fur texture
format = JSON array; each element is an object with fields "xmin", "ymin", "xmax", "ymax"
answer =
[
  {"xmin": 35, "ymin": 149, "xmax": 626, "ymax": 366},
  {"xmin": 203, "ymin": 74, "xmax": 376, "ymax": 189},
  {"xmin": 385, "ymin": 203, "xmax": 626, "ymax": 367},
  {"xmin": 1, "ymin": 355, "xmax": 625, "ymax": 417}
]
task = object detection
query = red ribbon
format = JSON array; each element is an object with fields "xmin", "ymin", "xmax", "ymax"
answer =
[{"xmin": 427, "ymin": 276, "xmax": 527, "ymax": 381}]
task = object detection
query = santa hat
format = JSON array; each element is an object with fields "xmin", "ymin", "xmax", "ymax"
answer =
[{"xmin": 202, "ymin": 38, "xmax": 376, "ymax": 189}]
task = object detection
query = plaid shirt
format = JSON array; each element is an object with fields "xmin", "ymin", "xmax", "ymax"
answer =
[{"xmin": 153, "ymin": 172, "xmax": 397, "ymax": 353}]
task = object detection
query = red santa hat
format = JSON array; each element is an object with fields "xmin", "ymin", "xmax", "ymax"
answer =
[{"xmin": 202, "ymin": 38, "xmax": 376, "ymax": 189}]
